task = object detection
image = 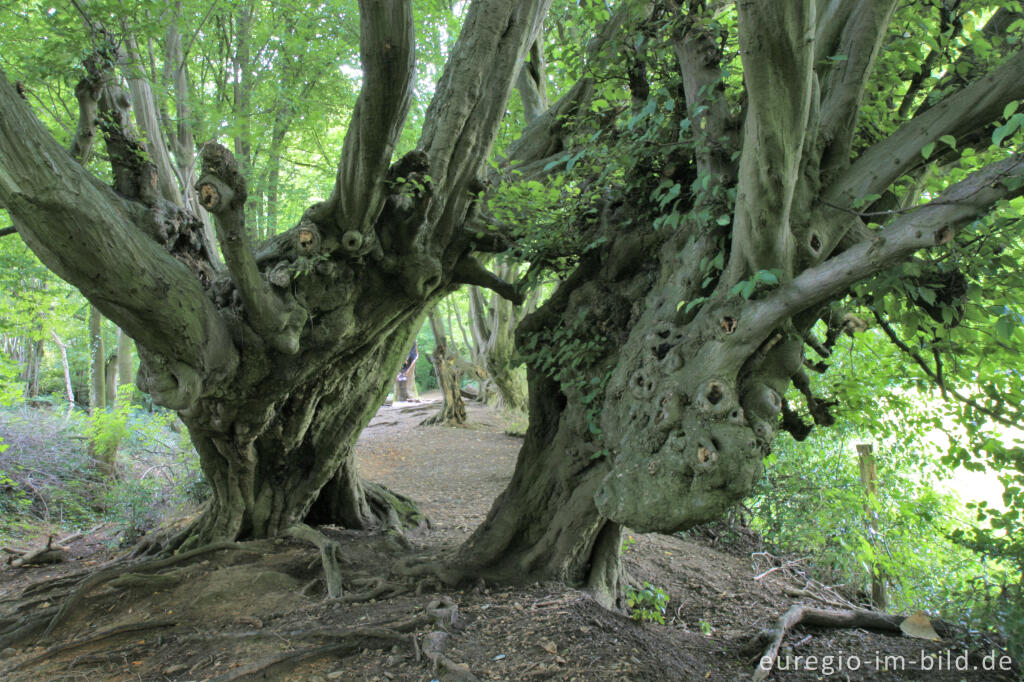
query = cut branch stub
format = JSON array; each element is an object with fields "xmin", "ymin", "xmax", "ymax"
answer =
[
  {"xmin": 197, "ymin": 142, "xmax": 247, "ymax": 213},
  {"xmin": 197, "ymin": 175, "xmax": 235, "ymax": 215},
  {"xmin": 340, "ymin": 230, "xmax": 364, "ymax": 253}
]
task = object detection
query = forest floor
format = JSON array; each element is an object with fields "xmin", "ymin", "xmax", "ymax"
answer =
[{"xmin": 0, "ymin": 396, "xmax": 1016, "ymax": 681}]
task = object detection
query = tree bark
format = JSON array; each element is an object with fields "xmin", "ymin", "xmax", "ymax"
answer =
[
  {"xmin": 104, "ymin": 353, "xmax": 118, "ymax": 408},
  {"xmin": 451, "ymin": 367, "xmax": 622, "ymax": 607}
]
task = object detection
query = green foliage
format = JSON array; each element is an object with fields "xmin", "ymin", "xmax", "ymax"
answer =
[
  {"xmin": 728, "ymin": 269, "xmax": 783, "ymax": 301},
  {"xmin": 102, "ymin": 476, "xmax": 161, "ymax": 546},
  {"xmin": 625, "ymin": 582, "xmax": 670, "ymax": 625},
  {"xmin": 750, "ymin": 417, "xmax": 1020, "ymax": 653},
  {"xmin": 519, "ymin": 309, "xmax": 612, "ymax": 440},
  {"xmin": 84, "ymin": 396, "xmax": 132, "ymax": 466},
  {"xmin": 485, "ymin": 174, "xmax": 582, "ymax": 269},
  {"xmin": 0, "ymin": 403, "xmax": 203, "ymax": 545}
]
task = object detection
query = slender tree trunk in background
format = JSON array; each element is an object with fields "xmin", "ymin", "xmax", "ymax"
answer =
[
  {"xmin": 469, "ymin": 274, "xmax": 528, "ymax": 412},
  {"xmin": 264, "ymin": 119, "xmax": 287, "ymax": 239},
  {"xmin": 408, "ymin": 358, "xmax": 419, "ymax": 400},
  {"xmin": 857, "ymin": 443, "xmax": 888, "ymax": 611},
  {"xmin": 104, "ymin": 354, "xmax": 118, "ymax": 407},
  {"xmin": 88, "ymin": 305, "xmax": 117, "ymax": 478},
  {"xmin": 88, "ymin": 305, "xmax": 105, "ymax": 414},
  {"xmin": 21, "ymin": 337, "xmax": 43, "ymax": 399},
  {"xmin": 423, "ymin": 312, "xmax": 466, "ymax": 426},
  {"xmin": 50, "ymin": 331, "xmax": 74, "ymax": 408},
  {"xmin": 232, "ymin": 0, "xmax": 256, "ymax": 241},
  {"xmin": 116, "ymin": 328, "xmax": 134, "ymax": 400}
]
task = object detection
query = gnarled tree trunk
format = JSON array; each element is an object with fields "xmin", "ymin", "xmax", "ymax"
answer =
[
  {"xmin": 0, "ymin": 0, "xmax": 553, "ymax": 550},
  {"xmin": 436, "ymin": 0, "xmax": 1024, "ymax": 601}
]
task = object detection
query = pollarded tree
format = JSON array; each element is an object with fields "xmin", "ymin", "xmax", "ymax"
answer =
[
  {"xmin": 0, "ymin": 0, "xmax": 550, "ymax": 550},
  {"xmin": 406, "ymin": 0, "xmax": 1024, "ymax": 605}
]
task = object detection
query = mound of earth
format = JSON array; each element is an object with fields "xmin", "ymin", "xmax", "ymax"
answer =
[{"xmin": 0, "ymin": 396, "xmax": 1015, "ymax": 681}]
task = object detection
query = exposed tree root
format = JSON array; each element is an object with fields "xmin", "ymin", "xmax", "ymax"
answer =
[
  {"xmin": 362, "ymin": 481, "xmax": 429, "ymax": 533},
  {"xmin": 0, "ymin": 541, "xmax": 259, "ymax": 650},
  {"xmin": 422, "ymin": 630, "xmax": 479, "ymax": 681},
  {"xmin": 749, "ymin": 605, "xmax": 904, "ymax": 681},
  {"xmin": 394, "ymin": 555, "xmax": 469, "ymax": 587},
  {"xmin": 337, "ymin": 576, "xmax": 411, "ymax": 604},
  {"xmin": 107, "ymin": 566, "xmax": 193, "ymax": 590},
  {"xmin": 209, "ymin": 599, "xmax": 468, "ymax": 681},
  {"xmin": 285, "ymin": 523, "xmax": 346, "ymax": 599},
  {"xmin": 6, "ymin": 618, "xmax": 176, "ymax": 673}
]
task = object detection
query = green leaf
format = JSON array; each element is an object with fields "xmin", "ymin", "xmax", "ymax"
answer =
[
  {"xmin": 938, "ymin": 134, "xmax": 956, "ymax": 150},
  {"xmin": 684, "ymin": 297, "xmax": 707, "ymax": 313},
  {"xmin": 754, "ymin": 269, "xmax": 780, "ymax": 287},
  {"xmin": 992, "ymin": 113, "xmax": 1024, "ymax": 147},
  {"xmin": 1004, "ymin": 100, "xmax": 1019, "ymax": 120},
  {"xmin": 995, "ymin": 315, "xmax": 1016, "ymax": 343},
  {"xmin": 920, "ymin": 141, "xmax": 935, "ymax": 160}
]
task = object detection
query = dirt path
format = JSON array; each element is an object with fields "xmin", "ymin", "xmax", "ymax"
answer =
[
  {"xmin": 357, "ymin": 394, "xmax": 520, "ymax": 536},
  {"xmin": 0, "ymin": 398, "xmax": 1015, "ymax": 681}
]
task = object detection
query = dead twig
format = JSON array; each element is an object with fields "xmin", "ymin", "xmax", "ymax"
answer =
[{"xmin": 753, "ymin": 556, "xmax": 809, "ymax": 581}]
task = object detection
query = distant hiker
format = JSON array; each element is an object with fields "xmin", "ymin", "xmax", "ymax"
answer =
[{"xmin": 395, "ymin": 342, "xmax": 419, "ymax": 401}]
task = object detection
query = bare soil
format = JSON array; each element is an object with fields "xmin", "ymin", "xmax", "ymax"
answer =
[{"xmin": 0, "ymin": 396, "xmax": 1016, "ymax": 681}]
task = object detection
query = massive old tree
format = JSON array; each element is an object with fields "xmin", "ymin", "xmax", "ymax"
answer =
[
  {"xmin": 0, "ymin": 0, "xmax": 550, "ymax": 547},
  {"xmin": 407, "ymin": 0, "xmax": 1024, "ymax": 604},
  {"xmin": 1, "ymin": 0, "xmax": 1023, "ymax": 609}
]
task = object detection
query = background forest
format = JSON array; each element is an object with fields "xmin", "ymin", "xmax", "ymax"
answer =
[{"xmin": 0, "ymin": 0, "xmax": 1023, "ymax": 671}]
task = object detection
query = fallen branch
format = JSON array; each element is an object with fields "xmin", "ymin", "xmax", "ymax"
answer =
[
  {"xmin": 753, "ymin": 556, "xmax": 810, "ymax": 581},
  {"xmin": 5, "ymin": 536, "xmax": 69, "ymax": 568},
  {"xmin": 750, "ymin": 605, "xmax": 903, "ymax": 681}
]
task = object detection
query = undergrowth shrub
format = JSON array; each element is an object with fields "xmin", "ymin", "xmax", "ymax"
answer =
[
  {"xmin": 103, "ymin": 476, "xmax": 162, "ymax": 545},
  {"xmin": 749, "ymin": 424, "xmax": 1019, "ymax": 651},
  {"xmin": 0, "ymin": 402, "xmax": 206, "ymax": 545},
  {"xmin": 0, "ymin": 406, "xmax": 104, "ymax": 541}
]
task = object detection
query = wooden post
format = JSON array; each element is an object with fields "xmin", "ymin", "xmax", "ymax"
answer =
[{"xmin": 856, "ymin": 443, "xmax": 888, "ymax": 611}]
